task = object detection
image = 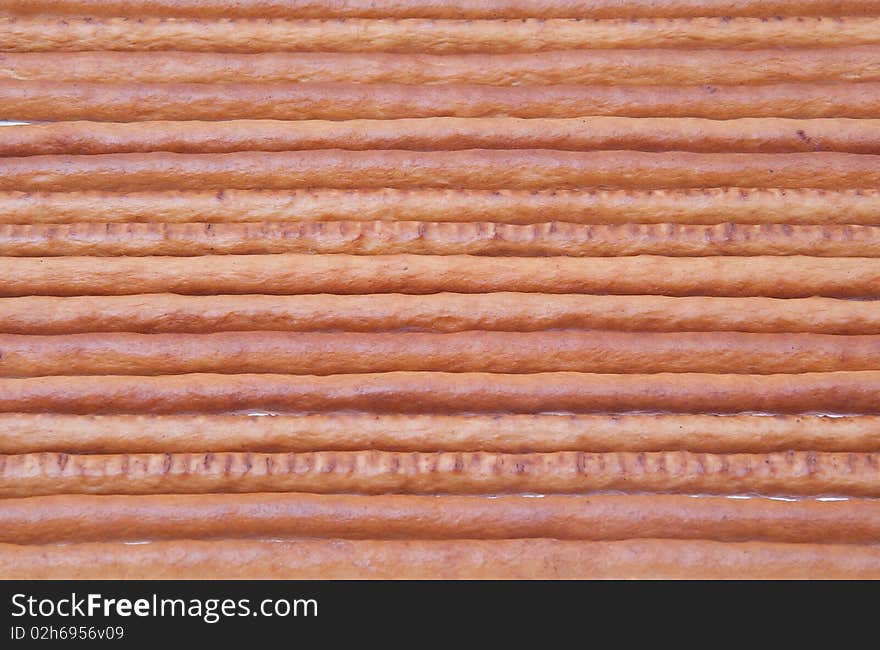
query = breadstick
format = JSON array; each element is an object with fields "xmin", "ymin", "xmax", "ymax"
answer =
[
  {"xmin": 0, "ymin": 189, "xmax": 877, "ymax": 226},
  {"xmin": 5, "ymin": 538, "xmax": 880, "ymax": 580},
  {"xmin": 1, "ymin": 450, "xmax": 878, "ymax": 497},
  {"xmin": 5, "ymin": 118, "xmax": 880, "ymax": 157},
  {"xmin": 2, "ymin": 413, "xmax": 877, "ymax": 455},
  {"xmin": 5, "ymin": 48, "xmax": 880, "ymax": 85},
  {"xmin": 4, "ymin": 222, "xmax": 880, "ymax": 257},
  {"xmin": 4, "ymin": 331, "xmax": 880, "ymax": 377},
  {"xmin": 0, "ymin": 371, "xmax": 876, "ymax": 414},
  {"xmin": 1, "ymin": 293, "xmax": 877, "ymax": 336},
  {"xmin": 3, "ymin": 150, "xmax": 879, "ymax": 192},
  {"xmin": 5, "ymin": 0, "xmax": 879, "ymax": 19},
  {"xmin": 5, "ymin": 17, "xmax": 880, "ymax": 53},
  {"xmin": 1, "ymin": 254, "xmax": 878, "ymax": 298},
  {"xmin": 2, "ymin": 493, "xmax": 879, "ymax": 545},
  {"xmin": 5, "ymin": 81, "xmax": 880, "ymax": 122}
]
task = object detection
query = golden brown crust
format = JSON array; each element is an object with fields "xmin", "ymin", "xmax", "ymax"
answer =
[
  {"xmin": 2, "ymin": 493, "xmax": 879, "ymax": 545},
  {"xmin": 5, "ymin": 538, "xmax": 880, "ymax": 579},
  {"xmin": 2, "ymin": 413, "xmax": 877, "ymax": 454},
  {"xmin": 1, "ymin": 450, "xmax": 878, "ymax": 497},
  {"xmin": 0, "ymin": 293, "xmax": 876, "ymax": 335},
  {"xmin": 4, "ymin": 222, "xmax": 880, "ymax": 257},
  {"xmin": 0, "ymin": 371, "xmax": 876, "ymax": 414},
  {"xmin": 4, "ymin": 17, "xmax": 880, "ymax": 53},
  {"xmin": 1, "ymin": 254, "xmax": 878, "ymax": 298},
  {"xmin": 5, "ymin": 0, "xmax": 879, "ymax": 19},
  {"xmin": 6, "ymin": 118, "xmax": 880, "ymax": 156},
  {"xmin": 5, "ymin": 48, "xmax": 880, "ymax": 85},
  {"xmin": 0, "ymin": 189, "xmax": 877, "ymax": 226},
  {"xmin": 3, "ymin": 150, "xmax": 878, "ymax": 192},
  {"xmin": 5, "ymin": 81, "xmax": 880, "ymax": 122},
  {"xmin": 4, "ymin": 330, "xmax": 880, "ymax": 376}
]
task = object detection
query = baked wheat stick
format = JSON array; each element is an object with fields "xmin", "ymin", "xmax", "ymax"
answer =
[
  {"xmin": 1, "ymin": 294, "xmax": 878, "ymax": 336},
  {"xmin": 2, "ymin": 413, "xmax": 878, "ymax": 454},
  {"xmin": 0, "ymin": 371, "xmax": 876, "ymax": 415},
  {"xmin": 5, "ymin": 48, "xmax": 880, "ymax": 85},
  {"xmin": 5, "ymin": 81, "xmax": 880, "ymax": 122},
  {"xmin": 5, "ymin": 0, "xmax": 879, "ymax": 19},
  {"xmin": 3, "ymin": 151, "xmax": 879, "ymax": 192},
  {"xmin": 1, "ymin": 254, "xmax": 878, "ymax": 298},
  {"xmin": 1, "ymin": 189, "xmax": 878, "ymax": 226},
  {"xmin": 5, "ymin": 17, "xmax": 880, "ymax": 53},
  {"xmin": 5, "ymin": 118, "xmax": 880, "ymax": 157},
  {"xmin": 5, "ymin": 331, "xmax": 880, "ymax": 377},
  {"xmin": 3, "ymin": 493, "xmax": 879, "ymax": 545},
  {"xmin": 1, "ymin": 450, "xmax": 878, "ymax": 497},
  {"xmin": 5, "ymin": 538, "xmax": 880, "ymax": 580},
  {"xmin": 4, "ymin": 222, "xmax": 880, "ymax": 257}
]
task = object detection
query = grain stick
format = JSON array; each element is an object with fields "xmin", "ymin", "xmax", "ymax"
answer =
[
  {"xmin": 4, "ymin": 331, "xmax": 880, "ymax": 377},
  {"xmin": 4, "ymin": 118, "xmax": 880, "ymax": 157},
  {"xmin": 4, "ymin": 538, "xmax": 879, "ymax": 579},
  {"xmin": 1, "ymin": 450, "xmax": 878, "ymax": 497},
  {"xmin": 1, "ymin": 254, "xmax": 878, "ymax": 298},
  {"xmin": 3, "ymin": 222, "xmax": 880, "ymax": 257},
  {"xmin": 4, "ymin": 81, "xmax": 880, "ymax": 122},
  {"xmin": 0, "ymin": 371, "xmax": 876, "ymax": 414},
  {"xmin": 4, "ymin": 0, "xmax": 879, "ymax": 19},
  {"xmin": 5, "ymin": 48, "xmax": 880, "ymax": 85},
  {"xmin": 0, "ymin": 189, "xmax": 877, "ymax": 226},
  {"xmin": 4, "ymin": 17, "xmax": 880, "ymax": 53},
  {"xmin": 1, "ymin": 413, "xmax": 877, "ymax": 455},
  {"xmin": 2, "ymin": 150, "xmax": 879, "ymax": 192},
  {"xmin": 0, "ymin": 294, "xmax": 877, "ymax": 336},
  {"xmin": 2, "ymin": 493, "xmax": 879, "ymax": 545}
]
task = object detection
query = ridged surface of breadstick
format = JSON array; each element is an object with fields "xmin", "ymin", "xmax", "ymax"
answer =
[
  {"xmin": 0, "ymin": 371, "xmax": 877, "ymax": 414},
  {"xmin": 1, "ymin": 254, "xmax": 878, "ymax": 298},
  {"xmin": 1, "ymin": 293, "xmax": 876, "ymax": 335},
  {"xmin": 5, "ymin": 0, "xmax": 879, "ymax": 19},
  {"xmin": 4, "ymin": 150, "xmax": 878, "ymax": 192},
  {"xmin": 2, "ymin": 493, "xmax": 879, "ymax": 545},
  {"xmin": 4, "ymin": 17, "xmax": 880, "ymax": 53},
  {"xmin": 5, "ymin": 48, "xmax": 880, "ymax": 85},
  {"xmin": 3, "ymin": 222, "xmax": 880, "ymax": 257},
  {"xmin": 5, "ymin": 81, "xmax": 880, "ymax": 122},
  {"xmin": 4, "ymin": 331, "xmax": 880, "ymax": 377},
  {"xmin": 0, "ymin": 189, "xmax": 877, "ymax": 226},
  {"xmin": 1, "ymin": 413, "xmax": 877, "ymax": 454},
  {"xmin": 6, "ymin": 118, "xmax": 880, "ymax": 156},
  {"xmin": 1, "ymin": 450, "xmax": 878, "ymax": 497}
]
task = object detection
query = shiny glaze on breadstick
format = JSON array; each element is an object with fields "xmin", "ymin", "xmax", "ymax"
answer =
[
  {"xmin": 0, "ymin": 371, "xmax": 877, "ymax": 414},
  {"xmin": 2, "ymin": 222, "xmax": 879, "ymax": 257},
  {"xmin": 5, "ymin": 81, "xmax": 880, "ymax": 121},
  {"xmin": 1, "ymin": 413, "xmax": 877, "ymax": 454},
  {"xmin": 0, "ymin": 254, "xmax": 878, "ymax": 298},
  {"xmin": 1, "ymin": 493, "xmax": 878, "ymax": 544},
  {"xmin": 4, "ymin": 331, "xmax": 880, "ymax": 376},
  {"xmin": 0, "ymin": 189, "xmax": 876, "ymax": 226}
]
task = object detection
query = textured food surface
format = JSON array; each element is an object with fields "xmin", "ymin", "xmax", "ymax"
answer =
[{"xmin": 1, "ymin": 1, "xmax": 879, "ymax": 581}]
